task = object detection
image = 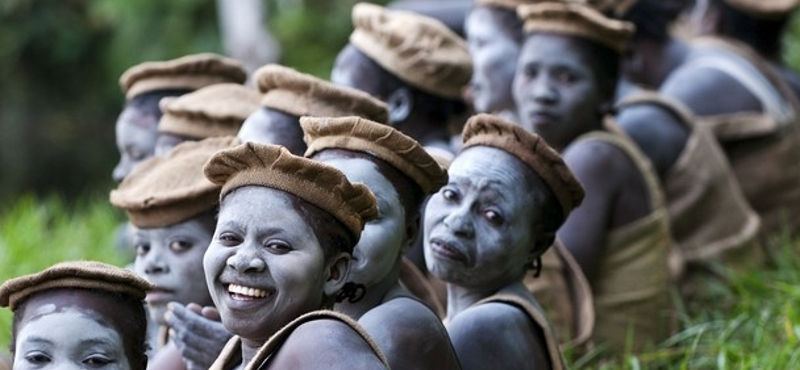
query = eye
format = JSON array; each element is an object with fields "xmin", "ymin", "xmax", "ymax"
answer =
[
  {"xmin": 523, "ymin": 64, "xmax": 538, "ymax": 79},
  {"xmin": 135, "ymin": 243, "xmax": 150, "ymax": 256},
  {"xmin": 265, "ymin": 240, "xmax": 292, "ymax": 254},
  {"xmin": 442, "ymin": 188, "xmax": 460, "ymax": 203},
  {"xmin": 218, "ymin": 232, "xmax": 242, "ymax": 247},
  {"xmin": 24, "ymin": 351, "xmax": 51, "ymax": 364},
  {"xmin": 83, "ymin": 355, "xmax": 114, "ymax": 368},
  {"xmin": 484, "ymin": 210, "xmax": 504, "ymax": 226},
  {"xmin": 169, "ymin": 239, "xmax": 193, "ymax": 253},
  {"xmin": 554, "ymin": 69, "xmax": 576, "ymax": 84}
]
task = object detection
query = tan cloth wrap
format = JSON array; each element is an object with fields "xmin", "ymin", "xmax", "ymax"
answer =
[
  {"xmin": 158, "ymin": 84, "xmax": 260, "ymax": 139},
  {"xmin": 518, "ymin": 2, "xmax": 635, "ymax": 53},
  {"xmin": 588, "ymin": 0, "xmax": 639, "ymax": 17},
  {"xmin": 120, "ymin": 53, "xmax": 247, "ymax": 100},
  {"xmin": 724, "ymin": 0, "xmax": 800, "ymax": 19},
  {"xmin": 461, "ymin": 113, "xmax": 585, "ymax": 218},
  {"xmin": 255, "ymin": 64, "xmax": 389, "ymax": 124},
  {"xmin": 350, "ymin": 2, "xmax": 472, "ymax": 100},
  {"xmin": 301, "ymin": 116, "xmax": 448, "ymax": 195},
  {"xmin": 204, "ymin": 143, "xmax": 378, "ymax": 240},
  {"xmin": 110, "ymin": 137, "xmax": 240, "ymax": 228},
  {"xmin": 0, "ymin": 261, "xmax": 154, "ymax": 310}
]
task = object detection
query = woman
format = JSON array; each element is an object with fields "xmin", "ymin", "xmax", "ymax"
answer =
[
  {"xmin": 302, "ymin": 115, "xmax": 461, "ymax": 369},
  {"xmin": 110, "ymin": 137, "xmax": 239, "ymax": 370},
  {"xmin": 0, "ymin": 261, "xmax": 152, "ymax": 370},
  {"xmin": 203, "ymin": 142, "xmax": 388, "ymax": 369},
  {"xmin": 425, "ymin": 114, "xmax": 582, "ymax": 369},
  {"xmin": 513, "ymin": 2, "xmax": 673, "ymax": 352}
]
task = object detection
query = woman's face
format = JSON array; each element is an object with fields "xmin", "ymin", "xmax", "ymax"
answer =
[
  {"xmin": 132, "ymin": 214, "xmax": 215, "ymax": 326},
  {"xmin": 465, "ymin": 6, "xmax": 520, "ymax": 114},
  {"xmin": 513, "ymin": 34, "xmax": 605, "ymax": 150},
  {"xmin": 424, "ymin": 147, "xmax": 536, "ymax": 290},
  {"xmin": 14, "ymin": 305, "xmax": 131, "ymax": 370},
  {"xmin": 113, "ymin": 105, "xmax": 159, "ymax": 183},
  {"xmin": 319, "ymin": 156, "xmax": 408, "ymax": 289},
  {"xmin": 204, "ymin": 187, "xmax": 344, "ymax": 343}
]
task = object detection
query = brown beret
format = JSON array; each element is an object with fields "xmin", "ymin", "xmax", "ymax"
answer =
[
  {"xmin": 475, "ymin": 0, "xmax": 567, "ymax": 10},
  {"xmin": 462, "ymin": 114, "xmax": 585, "ymax": 217},
  {"xmin": 158, "ymin": 84, "xmax": 261, "ymax": 140},
  {"xmin": 0, "ymin": 261, "xmax": 154, "ymax": 311},
  {"xmin": 301, "ymin": 116, "xmax": 448, "ymax": 195},
  {"xmin": 110, "ymin": 136, "xmax": 240, "ymax": 228},
  {"xmin": 350, "ymin": 2, "xmax": 473, "ymax": 100},
  {"xmin": 119, "ymin": 53, "xmax": 248, "ymax": 100},
  {"xmin": 204, "ymin": 143, "xmax": 378, "ymax": 242},
  {"xmin": 587, "ymin": 0, "xmax": 638, "ymax": 17},
  {"xmin": 255, "ymin": 64, "xmax": 389, "ymax": 124},
  {"xmin": 723, "ymin": 0, "xmax": 800, "ymax": 19},
  {"xmin": 518, "ymin": 1, "xmax": 635, "ymax": 53}
]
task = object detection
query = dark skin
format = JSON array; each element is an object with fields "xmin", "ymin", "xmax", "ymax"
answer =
[
  {"xmin": 154, "ymin": 133, "xmax": 191, "ymax": 156},
  {"xmin": 513, "ymin": 34, "xmax": 651, "ymax": 279},
  {"xmin": 237, "ymin": 108, "xmax": 306, "ymax": 155}
]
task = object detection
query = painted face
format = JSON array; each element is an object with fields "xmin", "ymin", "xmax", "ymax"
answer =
[
  {"xmin": 113, "ymin": 105, "xmax": 159, "ymax": 183},
  {"xmin": 153, "ymin": 133, "xmax": 189, "ymax": 156},
  {"xmin": 14, "ymin": 307, "xmax": 131, "ymax": 370},
  {"xmin": 204, "ymin": 187, "xmax": 334, "ymax": 343},
  {"xmin": 319, "ymin": 156, "xmax": 407, "ymax": 288},
  {"xmin": 424, "ymin": 147, "xmax": 536, "ymax": 290},
  {"xmin": 465, "ymin": 7, "xmax": 520, "ymax": 114},
  {"xmin": 513, "ymin": 34, "xmax": 604, "ymax": 150},
  {"xmin": 132, "ymin": 214, "xmax": 215, "ymax": 325}
]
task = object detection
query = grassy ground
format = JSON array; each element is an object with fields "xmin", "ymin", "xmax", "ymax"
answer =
[{"xmin": 1, "ymin": 196, "xmax": 799, "ymax": 368}]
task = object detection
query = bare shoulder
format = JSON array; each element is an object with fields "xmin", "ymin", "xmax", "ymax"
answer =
[
  {"xmin": 660, "ymin": 60, "xmax": 761, "ymax": 116},
  {"xmin": 563, "ymin": 138, "xmax": 631, "ymax": 191},
  {"xmin": 268, "ymin": 318, "xmax": 388, "ymax": 370},
  {"xmin": 616, "ymin": 103, "xmax": 689, "ymax": 178}
]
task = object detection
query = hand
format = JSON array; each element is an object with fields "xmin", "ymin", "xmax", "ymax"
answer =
[{"xmin": 165, "ymin": 302, "xmax": 232, "ymax": 370}]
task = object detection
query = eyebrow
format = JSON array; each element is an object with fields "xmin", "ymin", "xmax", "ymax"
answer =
[{"xmin": 23, "ymin": 337, "xmax": 54, "ymax": 345}]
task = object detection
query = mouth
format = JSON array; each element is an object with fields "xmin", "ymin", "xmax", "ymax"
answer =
[
  {"xmin": 145, "ymin": 287, "xmax": 175, "ymax": 303},
  {"xmin": 226, "ymin": 283, "xmax": 272, "ymax": 301},
  {"xmin": 429, "ymin": 237, "xmax": 469, "ymax": 264},
  {"xmin": 527, "ymin": 111, "xmax": 557, "ymax": 126}
]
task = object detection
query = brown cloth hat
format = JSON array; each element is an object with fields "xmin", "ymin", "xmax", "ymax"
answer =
[
  {"xmin": 205, "ymin": 143, "xmax": 378, "ymax": 241},
  {"xmin": 301, "ymin": 116, "xmax": 448, "ymax": 195},
  {"xmin": 110, "ymin": 136, "xmax": 240, "ymax": 228},
  {"xmin": 158, "ymin": 84, "xmax": 261, "ymax": 140},
  {"xmin": 518, "ymin": 1, "xmax": 635, "ymax": 53},
  {"xmin": 120, "ymin": 53, "xmax": 247, "ymax": 100},
  {"xmin": 0, "ymin": 261, "xmax": 154, "ymax": 311},
  {"xmin": 723, "ymin": 0, "xmax": 800, "ymax": 19},
  {"xmin": 256, "ymin": 64, "xmax": 389, "ymax": 124},
  {"xmin": 587, "ymin": 0, "xmax": 639, "ymax": 17},
  {"xmin": 462, "ymin": 114, "xmax": 585, "ymax": 217},
  {"xmin": 350, "ymin": 2, "xmax": 473, "ymax": 100},
  {"xmin": 476, "ymin": 0, "xmax": 585, "ymax": 10}
]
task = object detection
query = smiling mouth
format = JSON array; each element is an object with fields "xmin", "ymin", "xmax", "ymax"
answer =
[
  {"xmin": 430, "ymin": 238, "xmax": 469, "ymax": 263},
  {"xmin": 227, "ymin": 284, "xmax": 271, "ymax": 300}
]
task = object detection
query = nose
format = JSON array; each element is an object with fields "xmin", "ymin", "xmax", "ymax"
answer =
[
  {"xmin": 112, "ymin": 158, "xmax": 129, "ymax": 183},
  {"xmin": 531, "ymin": 75, "xmax": 557, "ymax": 104},
  {"xmin": 442, "ymin": 206, "xmax": 475, "ymax": 239},
  {"xmin": 143, "ymin": 247, "xmax": 169, "ymax": 275},
  {"xmin": 226, "ymin": 246, "xmax": 267, "ymax": 274}
]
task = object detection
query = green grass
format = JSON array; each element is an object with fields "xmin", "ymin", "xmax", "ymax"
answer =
[{"xmin": 1, "ymin": 195, "xmax": 799, "ymax": 369}]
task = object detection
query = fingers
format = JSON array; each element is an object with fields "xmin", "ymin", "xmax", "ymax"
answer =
[{"xmin": 200, "ymin": 306, "xmax": 221, "ymax": 321}]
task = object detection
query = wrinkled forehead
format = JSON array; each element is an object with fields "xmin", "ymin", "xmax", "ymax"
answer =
[{"xmin": 451, "ymin": 146, "xmax": 531, "ymax": 189}]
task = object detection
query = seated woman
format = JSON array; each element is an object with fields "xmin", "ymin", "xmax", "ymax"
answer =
[
  {"xmin": 154, "ymin": 84, "xmax": 260, "ymax": 155},
  {"xmin": 110, "ymin": 137, "xmax": 240, "ymax": 370},
  {"xmin": 301, "ymin": 115, "xmax": 461, "ymax": 370},
  {"xmin": 0, "ymin": 261, "xmax": 152, "ymax": 370},
  {"xmin": 237, "ymin": 64, "xmax": 389, "ymax": 154},
  {"xmin": 203, "ymin": 143, "xmax": 389, "ymax": 369},
  {"xmin": 513, "ymin": 2, "xmax": 673, "ymax": 352},
  {"xmin": 425, "ymin": 114, "xmax": 582, "ymax": 370}
]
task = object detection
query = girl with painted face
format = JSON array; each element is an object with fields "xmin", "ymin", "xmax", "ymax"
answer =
[
  {"xmin": 203, "ymin": 143, "xmax": 389, "ymax": 370},
  {"xmin": 513, "ymin": 2, "xmax": 674, "ymax": 353},
  {"xmin": 110, "ymin": 137, "xmax": 240, "ymax": 370},
  {"xmin": 0, "ymin": 261, "xmax": 152, "ymax": 370},
  {"xmin": 424, "ymin": 114, "xmax": 583, "ymax": 370},
  {"xmin": 301, "ymin": 116, "xmax": 461, "ymax": 370}
]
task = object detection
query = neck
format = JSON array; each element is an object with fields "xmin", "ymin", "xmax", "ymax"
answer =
[
  {"xmin": 240, "ymin": 337, "xmax": 266, "ymax": 368},
  {"xmin": 336, "ymin": 260, "xmax": 402, "ymax": 319},
  {"xmin": 445, "ymin": 283, "xmax": 499, "ymax": 321}
]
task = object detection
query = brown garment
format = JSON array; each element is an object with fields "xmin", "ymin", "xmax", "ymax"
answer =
[
  {"xmin": 573, "ymin": 129, "xmax": 673, "ymax": 353},
  {"xmin": 476, "ymin": 285, "xmax": 566, "ymax": 370},
  {"xmin": 208, "ymin": 310, "xmax": 390, "ymax": 370},
  {"xmin": 616, "ymin": 92, "xmax": 762, "ymax": 273},
  {"xmin": 689, "ymin": 37, "xmax": 800, "ymax": 238},
  {"xmin": 523, "ymin": 239, "xmax": 595, "ymax": 348}
]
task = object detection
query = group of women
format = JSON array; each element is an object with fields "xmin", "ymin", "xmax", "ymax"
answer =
[{"xmin": 3, "ymin": 0, "xmax": 800, "ymax": 369}]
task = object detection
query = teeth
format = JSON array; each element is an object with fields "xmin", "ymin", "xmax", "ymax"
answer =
[{"xmin": 228, "ymin": 284, "xmax": 269, "ymax": 298}]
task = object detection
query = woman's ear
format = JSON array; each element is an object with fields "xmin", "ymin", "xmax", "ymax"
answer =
[
  {"xmin": 401, "ymin": 214, "xmax": 421, "ymax": 254},
  {"xmin": 387, "ymin": 87, "xmax": 413, "ymax": 125},
  {"xmin": 323, "ymin": 252, "xmax": 351, "ymax": 297}
]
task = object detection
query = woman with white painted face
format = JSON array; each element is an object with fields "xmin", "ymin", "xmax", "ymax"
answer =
[
  {"xmin": 203, "ymin": 143, "xmax": 389, "ymax": 370},
  {"xmin": 301, "ymin": 116, "xmax": 461, "ymax": 370},
  {"xmin": 0, "ymin": 261, "xmax": 153, "ymax": 370}
]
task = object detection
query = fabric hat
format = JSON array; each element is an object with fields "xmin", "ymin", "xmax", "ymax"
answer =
[
  {"xmin": 587, "ymin": 0, "xmax": 639, "ymax": 17},
  {"xmin": 120, "ymin": 53, "xmax": 247, "ymax": 100},
  {"xmin": 350, "ymin": 2, "xmax": 472, "ymax": 100},
  {"xmin": 0, "ymin": 261, "xmax": 154, "ymax": 311},
  {"xmin": 476, "ymin": 0, "xmax": 585, "ymax": 10},
  {"xmin": 204, "ymin": 143, "xmax": 378, "ymax": 242},
  {"xmin": 256, "ymin": 64, "xmax": 389, "ymax": 124},
  {"xmin": 110, "ymin": 136, "xmax": 240, "ymax": 228},
  {"xmin": 301, "ymin": 116, "xmax": 448, "ymax": 195},
  {"xmin": 461, "ymin": 113, "xmax": 585, "ymax": 217},
  {"xmin": 158, "ymin": 84, "xmax": 261, "ymax": 140},
  {"xmin": 723, "ymin": 0, "xmax": 800, "ymax": 19},
  {"xmin": 518, "ymin": 1, "xmax": 635, "ymax": 53}
]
